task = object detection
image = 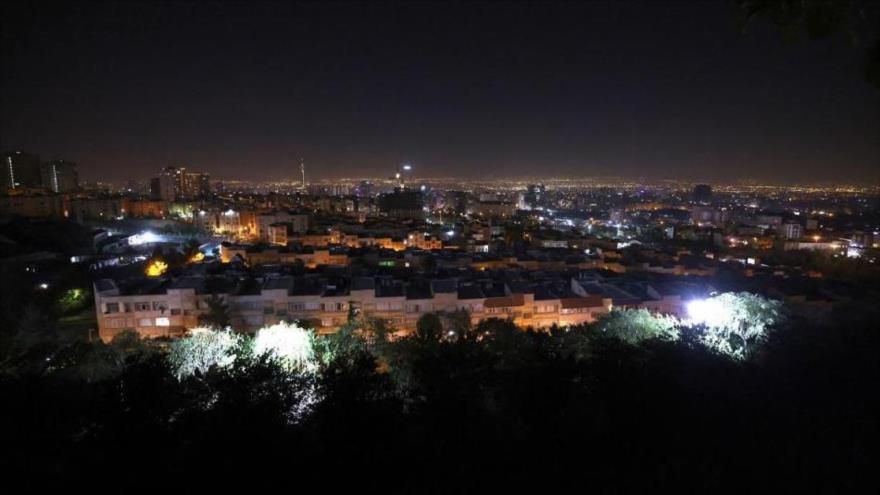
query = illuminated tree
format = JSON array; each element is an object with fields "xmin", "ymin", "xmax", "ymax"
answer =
[
  {"xmin": 687, "ymin": 292, "xmax": 783, "ymax": 359},
  {"xmin": 253, "ymin": 322, "xmax": 317, "ymax": 372},
  {"xmin": 595, "ymin": 308, "xmax": 680, "ymax": 344},
  {"xmin": 167, "ymin": 327, "xmax": 241, "ymax": 379},
  {"xmin": 58, "ymin": 287, "xmax": 89, "ymax": 313}
]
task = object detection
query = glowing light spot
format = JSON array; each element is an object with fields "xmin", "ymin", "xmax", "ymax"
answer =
[
  {"xmin": 145, "ymin": 259, "xmax": 168, "ymax": 277},
  {"xmin": 129, "ymin": 231, "xmax": 161, "ymax": 245},
  {"xmin": 253, "ymin": 322, "xmax": 316, "ymax": 372},
  {"xmin": 686, "ymin": 298, "xmax": 729, "ymax": 328}
]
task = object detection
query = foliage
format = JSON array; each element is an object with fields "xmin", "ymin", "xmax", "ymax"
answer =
[
  {"xmin": 253, "ymin": 322, "xmax": 317, "ymax": 372},
  {"xmin": 443, "ymin": 308, "xmax": 473, "ymax": 341},
  {"xmin": 734, "ymin": 0, "xmax": 880, "ymax": 89},
  {"xmin": 58, "ymin": 287, "xmax": 90, "ymax": 313},
  {"xmin": 167, "ymin": 327, "xmax": 241, "ymax": 379},
  {"xmin": 198, "ymin": 294, "xmax": 231, "ymax": 329},
  {"xmin": 415, "ymin": 313, "xmax": 443, "ymax": 342},
  {"xmin": 1, "ymin": 291, "xmax": 876, "ymax": 492},
  {"xmin": 689, "ymin": 292, "xmax": 783, "ymax": 360},
  {"xmin": 594, "ymin": 308, "xmax": 680, "ymax": 344}
]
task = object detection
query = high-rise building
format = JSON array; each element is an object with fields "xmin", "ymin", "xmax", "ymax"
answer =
[
  {"xmin": 378, "ymin": 190, "xmax": 425, "ymax": 219},
  {"xmin": 525, "ymin": 184, "xmax": 546, "ymax": 208},
  {"xmin": 194, "ymin": 173, "xmax": 211, "ymax": 198},
  {"xmin": 149, "ymin": 177, "xmax": 162, "ymax": 200},
  {"xmin": 151, "ymin": 167, "xmax": 211, "ymax": 201},
  {"xmin": 181, "ymin": 172, "xmax": 211, "ymax": 199},
  {"xmin": 693, "ymin": 184, "xmax": 712, "ymax": 204},
  {"xmin": 156, "ymin": 167, "xmax": 181, "ymax": 202},
  {"xmin": 2, "ymin": 150, "xmax": 42, "ymax": 189},
  {"xmin": 40, "ymin": 160, "xmax": 79, "ymax": 192},
  {"xmin": 781, "ymin": 222, "xmax": 803, "ymax": 239}
]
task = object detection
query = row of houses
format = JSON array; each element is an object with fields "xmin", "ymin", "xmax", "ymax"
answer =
[{"xmin": 93, "ymin": 270, "xmax": 706, "ymax": 342}]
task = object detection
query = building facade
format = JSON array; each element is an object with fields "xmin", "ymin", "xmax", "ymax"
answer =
[{"xmin": 93, "ymin": 275, "xmax": 620, "ymax": 342}]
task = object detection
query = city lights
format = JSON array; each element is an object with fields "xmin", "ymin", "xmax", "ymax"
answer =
[
  {"xmin": 128, "ymin": 231, "xmax": 162, "ymax": 246},
  {"xmin": 145, "ymin": 259, "xmax": 168, "ymax": 277}
]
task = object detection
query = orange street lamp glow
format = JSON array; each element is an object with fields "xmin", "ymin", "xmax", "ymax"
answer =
[{"xmin": 146, "ymin": 259, "xmax": 169, "ymax": 277}]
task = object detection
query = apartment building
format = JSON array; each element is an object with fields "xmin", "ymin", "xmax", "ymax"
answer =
[{"xmin": 93, "ymin": 273, "xmax": 619, "ymax": 342}]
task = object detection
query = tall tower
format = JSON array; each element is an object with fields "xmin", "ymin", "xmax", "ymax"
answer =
[
  {"xmin": 396, "ymin": 163, "xmax": 412, "ymax": 190},
  {"xmin": 300, "ymin": 158, "xmax": 306, "ymax": 190}
]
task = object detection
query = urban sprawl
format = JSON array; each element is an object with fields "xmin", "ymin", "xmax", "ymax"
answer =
[{"xmin": 2, "ymin": 150, "xmax": 878, "ymax": 343}]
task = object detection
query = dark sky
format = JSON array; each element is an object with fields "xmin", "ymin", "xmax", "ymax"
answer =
[{"xmin": 2, "ymin": 1, "xmax": 878, "ymax": 183}]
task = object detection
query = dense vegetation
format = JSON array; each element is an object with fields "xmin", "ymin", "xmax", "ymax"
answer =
[{"xmin": 1, "ymin": 299, "xmax": 876, "ymax": 492}]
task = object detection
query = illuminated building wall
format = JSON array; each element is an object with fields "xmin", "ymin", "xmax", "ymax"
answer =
[{"xmin": 93, "ymin": 277, "xmax": 617, "ymax": 342}]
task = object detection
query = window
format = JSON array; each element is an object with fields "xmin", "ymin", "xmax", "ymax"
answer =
[
  {"xmin": 289, "ymin": 302, "xmax": 305, "ymax": 311},
  {"xmin": 155, "ymin": 317, "xmax": 170, "ymax": 327},
  {"xmin": 152, "ymin": 301, "xmax": 167, "ymax": 311},
  {"xmin": 487, "ymin": 307, "xmax": 509, "ymax": 314},
  {"xmin": 376, "ymin": 302, "xmax": 402, "ymax": 311},
  {"xmin": 138, "ymin": 318, "xmax": 153, "ymax": 327},
  {"xmin": 170, "ymin": 308, "xmax": 181, "ymax": 316},
  {"xmin": 134, "ymin": 302, "xmax": 151, "ymax": 312},
  {"xmin": 105, "ymin": 303, "xmax": 120, "ymax": 314}
]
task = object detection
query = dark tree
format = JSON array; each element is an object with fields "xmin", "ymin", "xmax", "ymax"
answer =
[
  {"xmin": 415, "ymin": 313, "xmax": 443, "ymax": 342},
  {"xmin": 198, "ymin": 295, "xmax": 231, "ymax": 329}
]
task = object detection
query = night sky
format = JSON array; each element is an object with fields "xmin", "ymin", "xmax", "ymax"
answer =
[{"xmin": 2, "ymin": 1, "xmax": 878, "ymax": 183}]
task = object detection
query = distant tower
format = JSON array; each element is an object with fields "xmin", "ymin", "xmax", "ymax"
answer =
[
  {"xmin": 396, "ymin": 163, "xmax": 412, "ymax": 190},
  {"xmin": 300, "ymin": 158, "xmax": 306, "ymax": 189}
]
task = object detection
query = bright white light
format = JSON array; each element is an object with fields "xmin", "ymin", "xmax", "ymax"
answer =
[
  {"xmin": 402, "ymin": 164, "xmax": 412, "ymax": 171},
  {"xmin": 446, "ymin": 230, "xmax": 454, "ymax": 236},
  {"xmin": 253, "ymin": 322, "xmax": 316, "ymax": 372},
  {"xmin": 686, "ymin": 292, "xmax": 783, "ymax": 360},
  {"xmin": 687, "ymin": 298, "xmax": 730, "ymax": 327},
  {"xmin": 38, "ymin": 283, "xmax": 49, "ymax": 290},
  {"xmin": 156, "ymin": 317, "xmax": 170, "ymax": 326},
  {"xmin": 129, "ymin": 231, "xmax": 161, "ymax": 246}
]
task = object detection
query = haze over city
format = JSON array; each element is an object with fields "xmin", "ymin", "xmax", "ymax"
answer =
[{"xmin": 2, "ymin": 1, "xmax": 878, "ymax": 183}]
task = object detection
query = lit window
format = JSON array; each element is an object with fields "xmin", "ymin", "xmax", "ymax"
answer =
[{"xmin": 155, "ymin": 317, "xmax": 170, "ymax": 326}]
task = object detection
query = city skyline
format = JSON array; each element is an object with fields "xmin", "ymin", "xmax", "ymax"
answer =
[{"xmin": 2, "ymin": 2, "xmax": 878, "ymax": 184}]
